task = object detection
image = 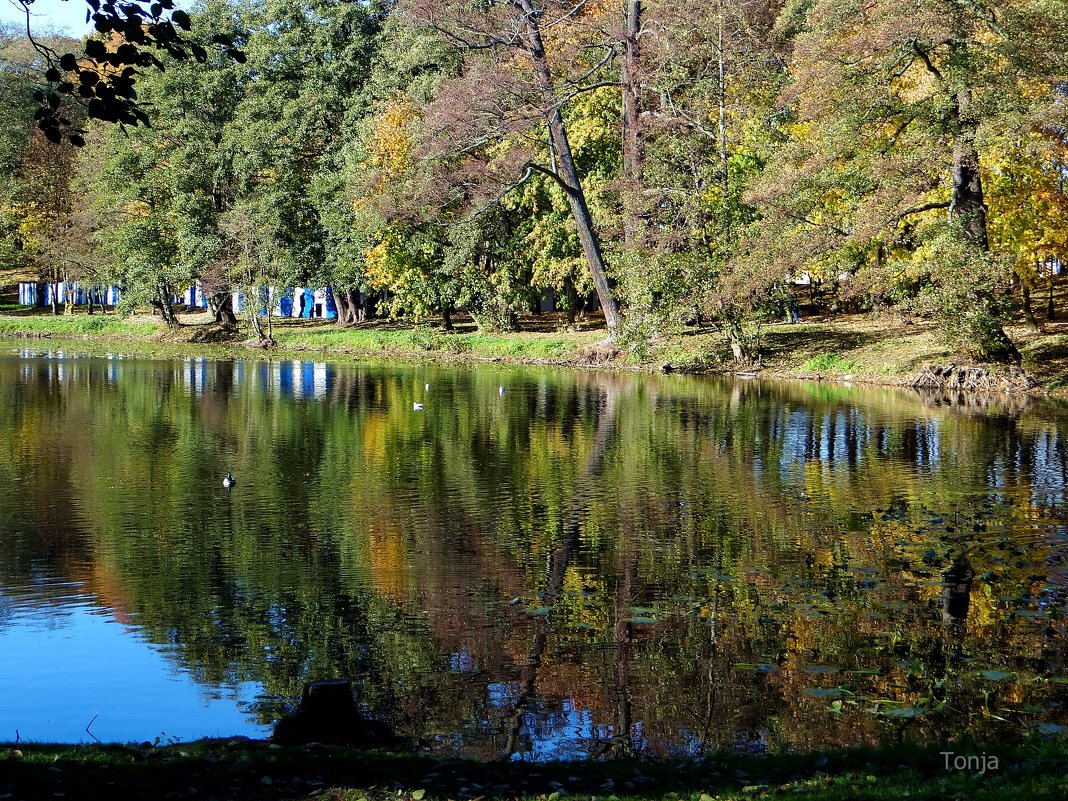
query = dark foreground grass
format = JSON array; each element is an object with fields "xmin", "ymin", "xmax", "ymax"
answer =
[{"xmin": 2, "ymin": 739, "xmax": 1067, "ymax": 801}]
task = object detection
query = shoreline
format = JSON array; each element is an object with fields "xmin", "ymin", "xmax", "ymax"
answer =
[{"xmin": 1, "ymin": 308, "xmax": 1066, "ymax": 399}]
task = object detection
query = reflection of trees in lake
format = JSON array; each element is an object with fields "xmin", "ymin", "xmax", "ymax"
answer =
[{"xmin": 1, "ymin": 354, "xmax": 1066, "ymax": 755}]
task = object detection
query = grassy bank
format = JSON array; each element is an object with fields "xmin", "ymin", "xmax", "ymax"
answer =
[
  {"xmin": 2, "ymin": 738, "xmax": 1067, "ymax": 801},
  {"xmin": 4, "ymin": 303, "xmax": 1068, "ymax": 393}
]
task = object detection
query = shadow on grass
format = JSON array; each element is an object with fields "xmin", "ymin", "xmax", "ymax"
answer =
[
  {"xmin": 760, "ymin": 327, "xmax": 877, "ymax": 365},
  {"xmin": 3, "ymin": 739, "xmax": 1068, "ymax": 801},
  {"xmin": 1023, "ymin": 335, "xmax": 1068, "ymax": 389}
]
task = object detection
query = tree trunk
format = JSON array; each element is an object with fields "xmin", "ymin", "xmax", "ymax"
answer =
[
  {"xmin": 63, "ymin": 276, "xmax": 75, "ymax": 315},
  {"xmin": 151, "ymin": 298, "xmax": 179, "ymax": 329},
  {"xmin": 950, "ymin": 87, "xmax": 1019, "ymax": 362},
  {"xmin": 213, "ymin": 293, "xmax": 238, "ymax": 325},
  {"xmin": 621, "ymin": 0, "xmax": 643, "ymax": 250},
  {"xmin": 950, "ymin": 91, "xmax": 988, "ymax": 250},
  {"xmin": 363, "ymin": 291, "xmax": 378, "ymax": 321},
  {"xmin": 518, "ymin": 0, "xmax": 619, "ymax": 332},
  {"xmin": 721, "ymin": 313, "xmax": 758, "ymax": 366},
  {"xmin": 1048, "ymin": 275, "xmax": 1056, "ymax": 321},
  {"xmin": 246, "ymin": 297, "xmax": 273, "ymax": 347},
  {"xmin": 441, "ymin": 303, "xmax": 453, "ymax": 332},
  {"xmin": 86, "ymin": 288, "xmax": 94, "ymax": 315},
  {"xmin": 1022, "ymin": 282, "xmax": 1040, "ymax": 332},
  {"xmin": 333, "ymin": 287, "xmax": 351, "ymax": 327}
]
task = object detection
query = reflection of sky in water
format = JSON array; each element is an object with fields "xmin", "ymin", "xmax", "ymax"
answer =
[
  {"xmin": 487, "ymin": 683, "xmax": 643, "ymax": 761},
  {"xmin": 0, "ymin": 593, "xmax": 266, "ymax": 743},
  {"xmin": 510, "ymin": 699, "xmax": 597, "ymax": 762}
]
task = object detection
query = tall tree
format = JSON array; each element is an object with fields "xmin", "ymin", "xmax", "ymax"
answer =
[
  {"xmin": 401, "ymin": 0, "xmax": 622, "ymax": 332},
  {"xmin": 758, "ymin": 0, "xmax": 1068, "ymax": 361}
]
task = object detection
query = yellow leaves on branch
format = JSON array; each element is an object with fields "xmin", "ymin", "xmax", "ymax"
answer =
[
  {"xmin": 986, "ymin": 133, "xmax": 1068, "ymax": 271},
  {"xmin": 352, "ymin": 100, "xmax": 419, "ymax": 218},
  {"xmin": 368, "ymin": 101, "xmax": 417, "ymax": 181}
]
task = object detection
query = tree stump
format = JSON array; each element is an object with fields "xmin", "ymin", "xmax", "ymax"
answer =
[{"xmin": 271, "ymin": 680, "xmax": 398, "ymax": 748}]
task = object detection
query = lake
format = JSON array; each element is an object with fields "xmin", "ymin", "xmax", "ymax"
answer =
[{"xmin": 1, "ymin": 348, "xmax": 1066, "ymax": 758}]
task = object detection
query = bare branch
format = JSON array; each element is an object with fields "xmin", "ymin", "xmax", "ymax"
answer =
[{"xmin": 434, "ymin": 165, "xmax": 538, "ymax": 226}]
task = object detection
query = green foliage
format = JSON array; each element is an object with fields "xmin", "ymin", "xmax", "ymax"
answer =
[
  {"xmin": 903, "ymin": 223, "xmax": 1018, "ymax": 361},
  {"xmin": 802, "ymin": 353, "xmax": 860, "ymax": 374}
]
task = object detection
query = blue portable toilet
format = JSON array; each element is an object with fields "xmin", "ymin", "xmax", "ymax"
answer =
[
  {"xmin": 279, "ymin": 290, "xmax": 293, "ymax": 318},
  {"xmin": 301, "ymin": 288, "xmax": 315, "ymax": 318},
  {"xmin": 17, "ymin": 282, "xmax": 39, "ymax": 306},
  {"xmin": 311, "ymin": 288, "xmax": 338, "ymax": 319},
  {"xmin": 45, "ymin": 283, "xmax": 66, "ymax": 306}
]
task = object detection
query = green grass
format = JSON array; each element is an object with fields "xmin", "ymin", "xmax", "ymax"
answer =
[
  {"xmin": 0, "ymin": 312, "xmax": 159, "ymax": 338},
  {"xmin": 2, "ymin": 738, "xmax": 1067, "ymax": 801},
  {"xmin": 5, "ymin": 305, "xmax": 1068, "ymax": 396},
  {"xmin": 800, "ymin": 352, "xmax": 862, "ymax": 374},
  {"xmin": 270, "ymin": 323, "xmax": 603, "ymax": 364}
]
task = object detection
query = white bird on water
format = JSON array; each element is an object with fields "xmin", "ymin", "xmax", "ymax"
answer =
[
  {"xmin": 223, "ymin": 472, "xmax": 236, "ymax": 489},
  {"xmin": 425, "ymin": 383, "xmax": 430, "ymax": 391},
  {"xmin": 413, "ymin": 402, "xmax": 424, "ymax": 411},
  {"xmin": 498, "ymin": 386, "xmax": 506, "ymax": 396}
]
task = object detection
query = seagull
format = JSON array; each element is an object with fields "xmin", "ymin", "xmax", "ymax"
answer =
[
  {"xmin": 498, "ymin": 386, "xmax": 506, "ymax": 396},
  {"xmin": 413, "ymin": 402, "xmax": 424, "ymax": 411},
  {"xmin": 223, "ymin": 472, "xmax": 236, "ymax": 489},
  {"xmin": 425, "ymin": 383, "xmax": 430, "ymax": 391}
]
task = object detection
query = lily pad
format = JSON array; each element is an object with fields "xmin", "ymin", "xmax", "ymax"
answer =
[
  {"xmin": 527, "ymin": 607, "xmax": 552, "ymax": 616},
  {"xmin": 1034, "ymin": 723, "xmax": 1068, "ymax": 735},
  {"xmin": 804, "ymin": 665, "xmax": 842, "ymax": 674},
  {"xmin": 977, "ymin": 670, "xmax": 1015, "ymax": 681},
  {"xmin": 624, "ymin": 616, "xmax": 657, "ymax": 624},
  {"xmin": 804, "ymin": 688, "xmax": 850, "ymax": 699},
  {"xmin": 879, "ymin": 706, "xmax": 926, "ymax": 718}
]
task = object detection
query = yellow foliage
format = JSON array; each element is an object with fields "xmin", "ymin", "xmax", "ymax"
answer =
[
  {"xmin": 368, "ymin": 101, "xmax": 417, "ymax": 179},
  {"xmin": 986, "ymin": 132, "xmax": 1068, "ymax": 272}
]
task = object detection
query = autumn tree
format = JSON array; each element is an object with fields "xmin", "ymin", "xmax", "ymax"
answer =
[
  {"xmin": 987, "ymin": 127, "xmax": 1068, "ymax": 327},
  {"xmin": 396, "ymin": 0, "xmax": 623, "ymax": 332},
  {"xmin": 611, "ymin": 0, "xmax": 784, "ymax": 361},
  {"xmin": 758, "ymin": 0, "xmax": 1068, "ymax": 361}
]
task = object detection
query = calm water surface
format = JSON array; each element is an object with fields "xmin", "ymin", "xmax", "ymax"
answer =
[{"xmin": 1, "ymin": 349, "xmax": 1067, "ymax": 758}]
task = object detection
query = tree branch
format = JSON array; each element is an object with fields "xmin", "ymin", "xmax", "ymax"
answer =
[
  {"xmin": 888, "ymin": 200, "xmax": 951, "ymax": 224},
  {"xmin": 911, "ymin": 41, "xmax": 944, "ymax": 85},
  {"xmin": 434, "ymin": 165, "xmax": 538, "ymax": 226}
]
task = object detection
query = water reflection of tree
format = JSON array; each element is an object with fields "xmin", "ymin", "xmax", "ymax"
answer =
[
  {"xmin": 1, "ymin": 356, "xmax": 1067, "ymax": 753},
  {"xmin": 500, "ymin": 378, "xmax": 621, "ymax": 759}
]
